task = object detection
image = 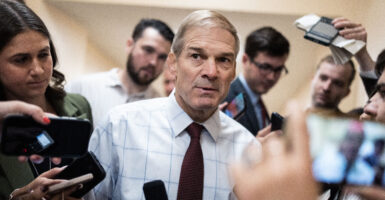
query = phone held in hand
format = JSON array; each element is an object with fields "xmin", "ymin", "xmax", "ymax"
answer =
[
  {"xmin": 222, "ymin": 93, "xmax": 247, "ymax": 121},
  {"xmin": 307, "ymin": 114, "xmax": 385, "ymax": 188},
  {"xmin": 47, "ymin": 173, "xmax": 93, "ymax": 195},
  {"xmin": 271, "ymin": 112, "xmax": 285, "ymax": 131},
  {"xmin": 304, "ymin": 17, "xmax": 338, "ymax": 46},
  {"xmin": 52, "ymin": 152, "xmax": 106, "ymax": 198},
  {"xmin": 1, "ymin": 115, "xmax": 92, "ymax": 157}
]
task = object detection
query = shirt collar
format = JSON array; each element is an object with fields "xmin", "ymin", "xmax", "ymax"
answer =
[
  {"xmin": 239, "ymin": 74, "xmax": 260, "ymax": 104},
  {"xmin": 105, "ymin": 68, "xmax": 122, "ymax": 87},
  {"xmin": 166, "ymin": 90, "xmax": 220, "ymax": 142}
]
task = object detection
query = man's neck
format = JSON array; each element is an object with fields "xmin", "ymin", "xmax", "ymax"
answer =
[
  {"xmin": 308, "ymin": 105, "xmax": 344, "ymax": 117},
  {"xmin": 174, "ymin": 92, "xmax": 216, "ymax": 123},
  {"xmin": 118, "ymin": 68, "xmax": 149, "ymax": 95}
]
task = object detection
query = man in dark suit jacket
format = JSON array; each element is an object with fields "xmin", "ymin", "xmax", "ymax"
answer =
[{"xmin": 224, "ymin": 27, "xmax": 290, "ymax": 136}]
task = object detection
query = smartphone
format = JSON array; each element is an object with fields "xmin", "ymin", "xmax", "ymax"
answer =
[
  {"xmin": 304, "ymin": 17, "xmax": 338, "ymax": 46},
  {"xmin": 271, "ymin": 112, "xmax": 285, "ymax": 131},
  {"xmin": 1, "ymin": 115, "xmax": 92, "ymax": 157},
  {"xmin": 47, "ymin": 173, "xmax": 93, "ymax": 195},
  {"xmin": 307, "ymin": 114, "xmax": 385, "ymax": 187},
  {"xmin": 53, "ymin": 151, "xmax": 106, "ymax": 198},
  {"xmin": 222, "ymin": 93, "xmax": 247, "ymax": 120}
]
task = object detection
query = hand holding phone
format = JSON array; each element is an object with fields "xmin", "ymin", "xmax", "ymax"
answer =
[
  {"xmin": 52, "ymin": 152, "xmax": 106, "ymax": 198},
  {"xmin": 222, "ymin": 93, "xmax": 247, "ymax": 120},
  {"xmin": 271, "ymin": 112, "xmax": 285, "ymax": 131},
  {"xmin": 47, "ymin": 173, "xmax": 93, "ymax": 195},
  {"xmin": 1, "ymin": 115, "xmax": 92, "ymax": 157},
  {"xmin": 304, "ymin": 17, "xmax": 338, "ymax": 46},
  {"xmin": 308, "ymin": 115, "xmax": 385, "ymax": 188}
]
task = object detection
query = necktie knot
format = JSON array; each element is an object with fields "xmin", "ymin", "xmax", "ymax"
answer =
[{"xmin": 186, "ymin": 122, "xmax": 203, "ymax": 139}]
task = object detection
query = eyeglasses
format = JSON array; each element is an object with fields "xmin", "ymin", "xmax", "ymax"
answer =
[{"xmin": 250, "ymin": 60, "xmax": 288, "ymax": 75}]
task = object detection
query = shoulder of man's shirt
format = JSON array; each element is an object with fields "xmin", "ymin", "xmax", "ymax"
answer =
[
  {"xmin": 218, "ymin": 110, "xmax": 256, "ymax": 139},
  {"xmin": 69, "ymin": 69, "xmax": 116, "ymax": 84},
  {"xmin": 107, "ymin": 97, "xmax": 168, "ymax": 115}
]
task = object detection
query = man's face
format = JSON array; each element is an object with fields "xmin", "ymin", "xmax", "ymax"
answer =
[
  {"xmin": 168, "ymin": 27, "xmax": 236, "ymax": 120},
  {"xmin": 311, "ymin": 62, "xmax": 352, "ymax": 109},
  {"xmin": 163, "ymin": 67, "xmax": 176, "ymax": 96},
  {"xmin": 374, "ymin": 71, "xmax": 385, "ymax": 123},
  {"xmin": 242, "ymin": 52, "xmax": 288, "ymax": 94},
  {"xmin": 126, "ymin": 27, "xmax": 171, "ymax": 86}
]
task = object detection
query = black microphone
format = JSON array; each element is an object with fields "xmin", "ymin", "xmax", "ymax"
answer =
[{"xmin": 143, "ymin": 180, "xmax": 168, "ymax": 200}]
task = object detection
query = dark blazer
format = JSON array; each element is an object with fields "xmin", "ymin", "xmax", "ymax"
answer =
[{"xmin": 224, "ymin": 77, "xmax": 267, "ymax": 136}]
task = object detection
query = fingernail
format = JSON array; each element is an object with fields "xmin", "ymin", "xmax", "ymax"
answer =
[{"xmin": 43, "ymin": 117, "xmax": 51, "ymax": 124}]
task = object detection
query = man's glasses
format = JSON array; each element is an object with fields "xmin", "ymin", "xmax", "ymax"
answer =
[{"xmin": 250, "ymin": 60, "xmax": 288, "ymax": 75}]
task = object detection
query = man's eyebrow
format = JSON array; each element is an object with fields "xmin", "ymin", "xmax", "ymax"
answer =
[
  {"xmin": 220, "ymin": 52, "xmax": 235, "ymax": 58},
  {"xmin": 187, "ymin": 47, "xmax": 205, "ymax": 53},
  {"xmin": 187, "ymin": 47, "xmax": 234, "ymax": 57}
]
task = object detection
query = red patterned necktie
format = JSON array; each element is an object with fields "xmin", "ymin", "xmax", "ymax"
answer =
[
  {"xmin": 177, "ymin": 122, "xmax": 204, "ymax": 200},
  {"xmin": 258, "ymin": 98, "xmax": 268, "ymax": 128}
]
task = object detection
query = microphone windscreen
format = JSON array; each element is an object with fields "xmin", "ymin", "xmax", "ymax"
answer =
[{"xmin": 143, "ymin": 180, "xmax": 168, "ymax": 200}]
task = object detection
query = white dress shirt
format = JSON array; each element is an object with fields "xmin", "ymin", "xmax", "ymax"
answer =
[
  {"xmin": 88, "ymin": 92, "xmax": 260, "ymax": 199},
  {"xmin": 65, "ymin": 68, "xmax": 160, "ymax": 127}
]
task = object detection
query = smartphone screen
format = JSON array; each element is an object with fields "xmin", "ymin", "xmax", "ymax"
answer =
[
  {"xmin": 307, "ymin": 114, "xmax": 385, "ymax": 187},
  {"xmin": 223, "ymin": 93, "xmax": 246, "ymax": 120}
]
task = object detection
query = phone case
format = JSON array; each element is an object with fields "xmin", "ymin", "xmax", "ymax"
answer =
[
  {"xmin": 1, "ymin": 115, "xmax": 92, "ymax": 157},
  {"xmin": 271, "ymin": 112, "xmax": 284, "ymax": 131},
  {"xmin": 53, "ymin": 151, "xmax": 106, "ymax": 198},
  {"xmin": 304, "ymin": 17, "xmax": 338, "ymax": 46}
]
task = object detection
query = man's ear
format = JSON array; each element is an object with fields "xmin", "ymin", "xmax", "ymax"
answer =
[
  {"xmin": 167, "ymin": 53, "xmax": 177, "ymax": 76},
  {"xmin": 242, "ymin": 54, "xmax": 249, "ymax": 65},
  {"xmin": 125, "ymin": 38, "xmax": 134, "ymax": 54}
]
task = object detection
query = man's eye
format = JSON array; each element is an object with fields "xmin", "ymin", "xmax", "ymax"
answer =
[
  {"xmin": 218, "ymin": 57, "xmax": 231, "ymax": 63},
  {"xmin": 158, "ymin": 54, "xmax": 167, "ymax": 61},
  {"xmin": 38, "ymin": 52, "xmax": 50, "ymax": 59},
  {"xmin": 259, "ymin": 64, "xmax": 270, "ymax": 70},
  {"xmin": 191, "ymin": 54, "xmax": 200, "ymax": 59},
  {"xmin": 379, "ymin": 90, "xmax": 385, "ymax": 99},
  {"xmin": 320, "ymin": 75, "xmax": 328, "ymax": 81},
  {"xmin": 143, "ymin": 47, "xmax": 155, "ymax": 54}
]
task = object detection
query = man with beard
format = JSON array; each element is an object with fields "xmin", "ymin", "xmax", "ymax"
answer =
[
  {"xmin": 309, "ymin": 55, "xmax": 356, "ymax": 116},
  {"xmin": 66, "ymin": 19, "xmax": 174, "ymax": 126},
  {"xmin": 224, "ymin": 27, "xmax": 290, "ymax": 135}
]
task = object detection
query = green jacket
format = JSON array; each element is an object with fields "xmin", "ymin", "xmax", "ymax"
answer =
[{"xmin": 0, "ymin": 93, "xmax": 93, "ymax": 199}]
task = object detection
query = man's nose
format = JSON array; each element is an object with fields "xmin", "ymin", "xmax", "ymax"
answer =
[
  {"xmin": 322, "ymin": 80, "xmax": 332, "ymax": 91},
  {"xmin": 203, "ymin": 59, "xmax": 218, "ymax": 79}
]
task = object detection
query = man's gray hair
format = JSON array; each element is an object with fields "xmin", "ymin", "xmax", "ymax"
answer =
[{"xmin": 171, "ymin": 10, "xmax": 240, "ymax": 57}]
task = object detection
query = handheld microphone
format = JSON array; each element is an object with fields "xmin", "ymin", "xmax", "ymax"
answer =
[{"xmin": 143, "ymin": 180, "xmax": 168, "ymax": 200}]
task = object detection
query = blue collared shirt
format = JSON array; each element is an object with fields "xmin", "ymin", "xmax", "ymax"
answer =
[{"xmin": 88, "ymin": 92, "xmax": 260, "ymax": 199}]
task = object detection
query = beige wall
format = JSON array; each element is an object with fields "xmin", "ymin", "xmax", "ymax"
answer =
[
  {"xmin": 26, "ymin": 0, "xmax": 117, "ymax": 81},
  {"xmin": 27, "ymin": 0, "xmax": 385, "ymax": 113}
]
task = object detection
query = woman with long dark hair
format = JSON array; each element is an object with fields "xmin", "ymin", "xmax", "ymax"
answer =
[{"xmin": 0, "ymin": 0, "xmax": 92, "ymax": 198}]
